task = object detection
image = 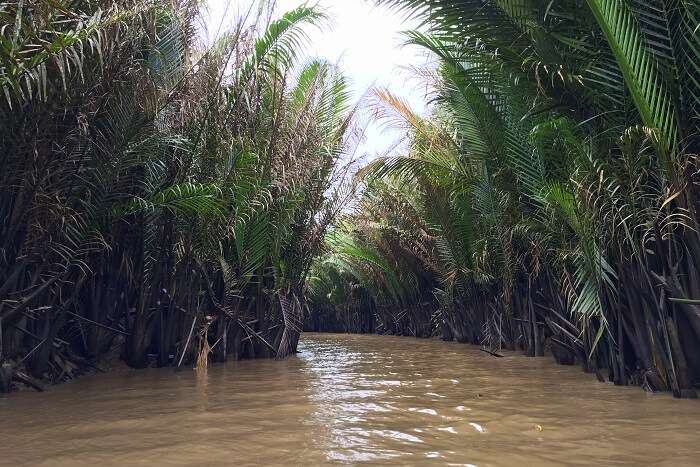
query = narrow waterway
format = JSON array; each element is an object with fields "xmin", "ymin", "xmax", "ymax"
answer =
[{"xmin": 2, "ymin": 333, "xmax": 700, "ymax": 466}]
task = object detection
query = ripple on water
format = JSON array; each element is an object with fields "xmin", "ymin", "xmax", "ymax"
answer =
[
  {"xmin": 468, "ymin": 422, "xmax": 487, "ymax": 433},
  {"xmin": 2, "ymin": 333, "xmax": 700, "ymax": 466},
  {"xmin": 409, "ymin": 407, "xmax": 439, "ymax": 416}
]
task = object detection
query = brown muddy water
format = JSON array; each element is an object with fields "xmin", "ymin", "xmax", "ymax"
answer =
[{"xmin": 1, "ymin": 333, "xmax": 700, "ymax": 466}]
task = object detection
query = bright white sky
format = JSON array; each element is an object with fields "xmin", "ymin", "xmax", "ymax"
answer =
[{"xmin": 202, "ymin": 0, "xmax": 430, "ymax": 161}]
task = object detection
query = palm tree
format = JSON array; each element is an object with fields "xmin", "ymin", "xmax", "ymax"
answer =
[
  {"xmin": 308, "ymin": 0, "xmax": 700, "ymax": 397},
  {"xmin": 0, "ymin": 0, "xmax": 358, "ymax": 391}
]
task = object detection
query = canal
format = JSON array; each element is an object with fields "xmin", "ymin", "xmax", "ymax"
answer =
[{"xmin": 2, "ymin": 333, "xmax": 699, "ymax": 465}]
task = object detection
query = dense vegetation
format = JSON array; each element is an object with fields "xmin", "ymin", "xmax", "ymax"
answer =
[
  {"xmin": 307, "ymin": 0, "xmax": 700, "ymax": 398},
  {"xmin": 3, "ymin": 0, "xmax": 700, "ymax": 401},
  {"xmin": 0, "ymin": 0, "xmax": 357, "ymax": 391}
]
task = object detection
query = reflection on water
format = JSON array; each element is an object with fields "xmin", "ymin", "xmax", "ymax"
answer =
[{"xmin": 2, "ymin": 333, "xmax": 700, "ymax": 466}]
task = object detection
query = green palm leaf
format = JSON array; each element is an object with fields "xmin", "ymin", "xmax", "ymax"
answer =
[{"xmin": 585, "ymin": 0, "xmax": 679, "ymax": 154}]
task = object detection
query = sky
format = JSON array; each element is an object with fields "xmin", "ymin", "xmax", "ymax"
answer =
[{"xmin": 202, "ymin": 0, "xmax": 430, "ymax": 161}]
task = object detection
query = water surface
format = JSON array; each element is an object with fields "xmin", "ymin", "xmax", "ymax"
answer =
[{"xmin": 2, "ymin": 333, "xmax": 699, "ymax": 465}]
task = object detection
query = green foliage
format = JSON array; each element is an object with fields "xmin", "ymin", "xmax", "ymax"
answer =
[
  {"xmin": 0, "ymin": 0, "xmax": 358, "ymax": 382},
  {"xmin": 310, "ymin": 0, "xmax": 700, "ymax": 394}
]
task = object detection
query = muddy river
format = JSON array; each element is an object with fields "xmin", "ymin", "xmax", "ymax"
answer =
[{"xmin": 2, "ymin": 333, "xmax": 699, "ymax": 465}]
